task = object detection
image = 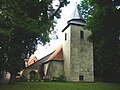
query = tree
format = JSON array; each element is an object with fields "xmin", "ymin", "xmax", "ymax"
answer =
[
  {"xmin": 79, "ymin": 0, "xmax": 120, "ymax": 82},
  {"xmin": 0, "ymin": 0, "xmax": 70, "ymax": 84}
]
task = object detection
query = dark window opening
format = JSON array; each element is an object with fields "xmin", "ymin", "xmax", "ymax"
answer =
[
  {"xmin": 80, "ymin": 31, "xmax": 84, "ymax": 39},
  {"xmin": 79, "ymin": 75, "xmax": 84, "ymax": 81},
  {"xmin": 65, "ymin": 33, "xmax": 67, "ymax": 41}
]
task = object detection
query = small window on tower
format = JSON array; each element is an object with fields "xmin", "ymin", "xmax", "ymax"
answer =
[
  {"xmin": 79, "ymin": 75, "xmax": 84, "ymax": 81},
  {"xmin": 65, "ymin": 33, "xmax": 67, "ymax": 41},
  {"xmin": 80, "ymin": 31, "xmax": 84, "ymax": 39}
]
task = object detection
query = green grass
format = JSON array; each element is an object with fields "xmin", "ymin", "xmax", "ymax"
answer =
[{"xmin": 0, "ymin": 82, "xmax": 120, "ymax": 90}]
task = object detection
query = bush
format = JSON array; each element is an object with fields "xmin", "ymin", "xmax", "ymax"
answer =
[
  {"xmin": 52, "ymin": 76, "xmax": 66, "ymax": 82},
  {"xmin": 16, "ymin": 74, "xmax": 27, "ymax": 82}
]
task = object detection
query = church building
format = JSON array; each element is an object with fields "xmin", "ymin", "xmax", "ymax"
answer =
[{"xmin": 23, "ymin": 6, "xmax": 94, "ymax": 82}]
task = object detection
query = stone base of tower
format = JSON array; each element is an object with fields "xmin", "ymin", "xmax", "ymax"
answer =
[
  {"xmin": 65, "ymin": 75, "xmax": 94, "ymax": 82},
  {"xmin": 84, "ymin": 74, "xmax": 94, "ymax": 82}
]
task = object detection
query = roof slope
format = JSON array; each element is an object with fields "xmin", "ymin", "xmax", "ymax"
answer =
[
  {"xmin": 24, "ymin": 52, "xmax": 53, "ymax": 68},
  {"xmin": 70, "ymin": 6, "xmax": 84, "ymax": 20},
  {"xmin": 27, "ymin": 55, "xmax": 38, "ymax": 66},
  {"xmin": 44, "ymin": 45, "xmax": 64, "ymax": 63},
  {"xmin": 25, "ymin": 45, "xmax": 64, "ymax": 68}
]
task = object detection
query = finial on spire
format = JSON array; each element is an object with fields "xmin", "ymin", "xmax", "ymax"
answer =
[{"xmin": 75, "ymin": 1, "xmax": 77, "ymax": 5}]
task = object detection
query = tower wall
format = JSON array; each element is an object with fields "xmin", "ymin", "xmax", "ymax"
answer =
[
  {"xmin": 63, "ymin": 25, "xmax": 94, "ymax": 82},
  {"xmin": 63, "ymin": 26, "xmax": 71, "ymax": 81}
]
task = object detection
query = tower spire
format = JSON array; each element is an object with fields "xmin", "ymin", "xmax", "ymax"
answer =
[
  {"xmin": 62, "ymin": 5, "xmax": 86, "ymax": 32},
  {"xmin": 67, "ymin": 6, "xmax": 86, "ymax": 26}
]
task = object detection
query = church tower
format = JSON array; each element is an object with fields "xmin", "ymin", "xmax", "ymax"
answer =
[{"xmin": 62, "ymin": 7, "xmax": 94, "ymax": 82}]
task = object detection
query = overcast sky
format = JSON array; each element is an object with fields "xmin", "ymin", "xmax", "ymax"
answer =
[{"xmin": 35, "ymin": 0, "xmax": 81, "ymax": 59}]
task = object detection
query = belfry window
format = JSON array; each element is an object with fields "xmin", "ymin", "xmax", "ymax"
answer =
[
  {"xmin": 80, "ymin": 31, "xmax": 84, "ymax": 39},
  {"xmin": 65, "ymin": 33, "xmax": 67, "ymax": 41}
]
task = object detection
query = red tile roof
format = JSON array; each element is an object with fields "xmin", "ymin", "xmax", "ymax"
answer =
[
  {"xmin": 25, "ymin": 55, "xmax": 38, "ymax": 67},
  {"xmin": 44, "ymin": 45, "xmax": 64, "ymax": 63},
  {"xmin": 29, "ymin": 56, "xmax": 37, "ymax": 66},
  {"xmin": 25, "ymin": 45, "xmax": 64, "ymax": 67}
]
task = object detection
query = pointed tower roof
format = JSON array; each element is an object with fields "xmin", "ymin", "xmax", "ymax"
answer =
[
  {"xmin": 62, "ymin": 6, "xmax": 86, "ymax": 32},
  {"xmin": 70, "ymin": 6, "xmax": 84, "ymax": 20}
]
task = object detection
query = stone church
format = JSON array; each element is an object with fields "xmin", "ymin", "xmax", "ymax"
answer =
[{"xmin": 23, "ymin": 6, "xmax": 94, "ymax": 82}]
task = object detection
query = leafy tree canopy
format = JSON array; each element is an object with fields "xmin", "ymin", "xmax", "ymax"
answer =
[{"xmin": 79, "ymin": 0, "xmax": 120, "ymax": 82}]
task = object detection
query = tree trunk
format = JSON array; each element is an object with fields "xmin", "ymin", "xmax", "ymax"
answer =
[{"xmin": 9, "ymin": 73, "xmax": 16, "ymax": 84}]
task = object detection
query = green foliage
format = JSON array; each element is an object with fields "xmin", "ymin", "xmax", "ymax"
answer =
[
  {"xmin": 43, "ymin": 75, "xmax": 66, "ymax": 82},
  {"xmin": 79, "ymin": 0, "xmax": 120, "ymax": 82},
  {"xmin": 16, "ymin": 74, "xmax": 27, "ymax": 82},
  {"xmin": 52, "ymin": 76, "xmax": 66, "ymax": 82}
]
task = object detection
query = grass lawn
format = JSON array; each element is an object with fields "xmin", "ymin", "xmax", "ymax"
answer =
[{"xmin": 0, "ymin": 82, "xmax": 120, "ymax": 90}]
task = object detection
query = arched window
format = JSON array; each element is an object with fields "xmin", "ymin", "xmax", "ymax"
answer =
[{"xmin": 80, "ymin": 31, "xmax": 84, "ymax": 39}]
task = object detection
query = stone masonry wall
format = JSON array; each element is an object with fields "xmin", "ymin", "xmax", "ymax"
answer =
[
  {"xmin": 63, "ymin": 26, "xmax": 71, "ymax": 81},
  {"xmin": 63, "ymin": 25, "xmax": 94, "ymax": 82},
  {"xmin": 45, "ymin": 61, "xmax": 64, "ymax": 79}
]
